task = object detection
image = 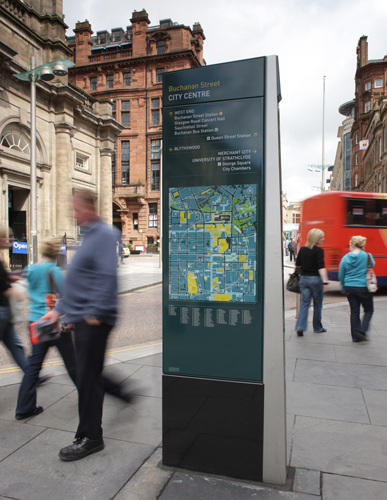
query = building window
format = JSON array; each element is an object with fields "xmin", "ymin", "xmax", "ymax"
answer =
[
  {"xmin": 112, "ymin": 101, "xmax": 116, "ymax": 120},
  {"xmin": 106, "ymin": 75, "xmax": 114, "ymax": 88},
  {"xmin": 133, "ymin": 213, "xmax": 138, "ymax": 231},
  {"xmin": 156, "ymin": 68, "xmax": 164, "ymax": 83},
  {"xmin": 151, "ymin": 139, "xmax": 161, "ymax": 191},
  {"xmin": 90, "ymin": 77, "xmax": 97, "ymax": 90},
  {"xmin": 98, "ymin": 33, "xmax": 107, "ymax": 45},
  {"xmin": 147, "ymin": 237, "xmax": 154, "ymax": 245},
  {"xmin": 123, "ymin": 72, "xmax": 131, "ymax": 86},
  {"xmin": 355, "ymin": 173, "xmax": 358, "ymax": 186},
  {"xmin": 355, "ymin": 152, "xmax": 358, "ymax": 165},
  {"xmin": 0, "ymin": 130, "xmax": 30, "ymax": 155},
  {"xmin": 156, "ymin": 40, "xmax": 166, "ymax": 55},
  {"xmin": 355, "ymin": 133, "xmax": 359, "ymax": 145},
  {"xmin": 375, "ymin": 79, "xmax": 383, "ymax": 88},
  {"xmin": 292, "ymin": 213, "xmax": 300, "ymax": 224},
  {"xmin": 121, "ymin": 140, "xmax": 130, "ymax": 184},
  {"xmin": 76, "ymin": 153, "xmax": 88, "ymax": 170},
  {"xmin": 365, "ymin": 81, "xmax": 371, "ymax": 91},
  {"xmin": 148, "ymin": 203, "xmax": 158, "ymax": 227},
  {"xmin": 112, "ymin": 141, "xmax": 116, "ymax": 185},
  {"xmin": 121, "ymin": 101, "xmax": 130, "ymax": 127},
  {"xmin": 379, "ymin": 137, "xmax": 382, "ymax": 160},
  {"xmin": 151, "ymin": 98, "xmax": 161, "ymax": 125},
  {"xmin": 112, "ymin": 31, "xmax": 122, "ymax": 42},
  {"xmin": 365, "ymin": 101, "xmax": 371, "ymax": 113}
]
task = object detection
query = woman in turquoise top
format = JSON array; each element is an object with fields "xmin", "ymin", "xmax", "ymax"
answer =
[
  {"xmin": 15, "ymin": 239, "xmax": 77, "ymax": 420},
  {"xmin": 338, "ymin": 235, "xmax": 375, "ymax": 343}
]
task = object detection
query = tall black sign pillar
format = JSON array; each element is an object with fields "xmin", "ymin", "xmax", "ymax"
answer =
[{"xmin": 162, "ymin": 56, "xmax": 286, "ymax": 484}]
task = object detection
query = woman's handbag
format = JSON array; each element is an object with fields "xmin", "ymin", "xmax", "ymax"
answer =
[
  {"xmin": 367, "ymin": 254, "xmax": 378, "ymax": 293},
  {"xmin": 287, "ymin": 268, "xmax": 301, "ymax": 293}
]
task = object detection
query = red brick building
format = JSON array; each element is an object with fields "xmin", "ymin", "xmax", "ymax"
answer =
[
  {"xmin": 67, "ymin": 10, "xmax": 205, "ymax": 249},
  {"xmin": 351, "ymin": 36, "xmax": 387, "ymax": 191}
]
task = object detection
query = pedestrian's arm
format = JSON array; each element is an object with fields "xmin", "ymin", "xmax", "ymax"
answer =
[{"xmin": 338, "ymin": 259, "xmax": 345, "ymax": 287}]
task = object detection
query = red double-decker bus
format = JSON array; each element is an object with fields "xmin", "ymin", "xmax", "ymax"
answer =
[{"xmin": 298, "ymin": 191, "xmax": 387, "ymax": 286}]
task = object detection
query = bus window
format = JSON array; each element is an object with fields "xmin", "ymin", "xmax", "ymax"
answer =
[{"xmin": 347, "ymin": 198, "xmax": 387, "ymax": 227}]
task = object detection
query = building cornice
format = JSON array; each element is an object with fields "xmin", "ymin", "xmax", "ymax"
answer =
[
  {"xmin": 69, "ymin": 49, "xmax": 201, "ymax": 74},
  {"xmin": 0, "ymin": 5, "xmax": 72, "ymax": 57}
]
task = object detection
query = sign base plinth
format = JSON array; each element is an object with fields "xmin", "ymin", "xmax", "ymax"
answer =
[{"xmin": 163, "ymin": 375, "xmax": 264, "ymax": 482}]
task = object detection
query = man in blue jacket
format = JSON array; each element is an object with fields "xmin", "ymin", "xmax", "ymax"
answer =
[{"xmin": 45, "ymin": 190, "xmax": 120, "ymax": 461}]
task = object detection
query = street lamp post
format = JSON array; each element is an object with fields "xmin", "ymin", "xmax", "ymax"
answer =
[
  {"xmin": 151, "ymin": 143, "xmax": 163, "ymax": 269},
  {"xmin": 15, "ymin": 58, "xmax": 74, "ymax": 264}
]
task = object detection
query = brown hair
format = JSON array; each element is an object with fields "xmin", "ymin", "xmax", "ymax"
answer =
[
  {"xmin": 350, "ymin": 235, "xmax": 367, "ymax": 249},
  {"xmin": 74, "ymin": 189, "xmax": 97, "ymax": 208},
  {"xmin": 42, "ymin": 238, "xmax": 61, "ymax": 260}
]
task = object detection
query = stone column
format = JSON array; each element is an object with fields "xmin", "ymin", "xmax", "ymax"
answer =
[
  {"xmin": 99, "ymin": 148, "xmax": 113, "ymax": 225},
  {"xmin": 55, "ymin": 123, "xmax": 73, "ymax": 238}
]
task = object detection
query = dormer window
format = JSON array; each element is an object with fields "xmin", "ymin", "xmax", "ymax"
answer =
[{"xmin": 97, "ymin": 31, "xmax": 108, "ymax": 45}]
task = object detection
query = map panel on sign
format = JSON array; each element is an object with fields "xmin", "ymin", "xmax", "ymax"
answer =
[{"xmin": 169, "ymin": 184, "xmax": 257, "ymax": 303}]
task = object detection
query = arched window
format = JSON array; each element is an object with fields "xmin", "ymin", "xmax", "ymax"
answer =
[{"xmin": 0, "ymin": 128, "xmax": 31, "ymax": 155}]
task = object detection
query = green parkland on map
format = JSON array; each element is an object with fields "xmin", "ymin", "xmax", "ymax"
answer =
[{"xmin": 169, "ymin": 184, "xmax": 257, "ymax": 303}]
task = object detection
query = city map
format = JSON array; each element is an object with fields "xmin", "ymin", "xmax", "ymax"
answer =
[{"xmin": 169, "ymin": 184, "xmax": 257, "ymax": 303}]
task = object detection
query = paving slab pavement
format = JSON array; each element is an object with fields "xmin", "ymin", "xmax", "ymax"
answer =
[{"xmin": 1, "ymin": 298, "xmax": 387, "ymax": 499}]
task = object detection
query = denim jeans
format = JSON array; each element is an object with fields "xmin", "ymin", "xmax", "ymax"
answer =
[
  {"xmin": 295, "ymin": 275, "xmax": 324, "ymax": 333},
  {"xmin": 16, "ymin": 331, "xmax": 77, "ymax": 415},
  {"xmin": 344, "ymin": 286, "xmax": 374, "ymax": 340},
  {"xmin": 0, "ymin": 306, "xmax": 27, "ymax": 372}
]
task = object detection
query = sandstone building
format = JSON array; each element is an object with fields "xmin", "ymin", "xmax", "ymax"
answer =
[
  {"xmin": 0, "ymin": 0, "xmax": 122, "ymax": 267},
  {"xmin": 67, "ymin": 10, "xmax": 205, "ymax": 249},
  {"xmin": 330, "ymin": 100, "xmax": 354, "ymax": 192},
  {"xmin": 351, "ymin": 36, "xmax": 387, "ymax": 192}
]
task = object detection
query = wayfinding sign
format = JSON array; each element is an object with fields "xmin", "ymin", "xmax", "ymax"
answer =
[{"xmin": 163, "ymin": 58, "xmax": 265, "ymax": 382}]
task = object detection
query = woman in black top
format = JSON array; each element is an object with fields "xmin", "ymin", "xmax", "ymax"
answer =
[{"xmin": 294, "ymin": 228, "xmax": 329, "ymax": 336}]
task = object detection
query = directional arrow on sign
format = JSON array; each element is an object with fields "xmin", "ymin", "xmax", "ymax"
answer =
[
  {"xmin": 169, "ymin": 147, "xmax": 173, "ymax": 152},
  {"xmin": 252, "ymin": 150, "xmax": 257, "ymax": 154},
  {"xmin": 169, "ymin": 112, "xmax": 173, "ymax": 116},
  {"xmin": 254, "ymin": 132, "xmax": 258, "ymax": 136}
]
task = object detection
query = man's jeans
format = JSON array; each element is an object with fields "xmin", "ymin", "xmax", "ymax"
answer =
[
  {"xmin": 0, "ymin": 306, "xmax": 27, "ymax": 371},
  {"xmin": 344, "ymin": 286, "xmax": 374, "ymax": 340},
  {"xmin": 295, "ymin": 276, "xmax": 324, "ymax": 333}
]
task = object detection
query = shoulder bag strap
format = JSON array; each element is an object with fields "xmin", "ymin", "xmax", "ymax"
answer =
[
  {"xmin": 367, "ymin": 253, "xmax": 372, "ymax": 269},
  {"xmin": 48, "ymin": 268, "xmax": 57, "ymax": 295}
]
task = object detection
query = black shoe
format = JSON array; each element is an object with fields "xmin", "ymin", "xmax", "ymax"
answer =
[
  {"xmin": 356, "ymin": 330, "xmax": 368, "ymax": 341},
  {"xmin": 38, "ymin": 374, "xmax": 53, "ymax": 386},
  {"xmin": 296, "ymin": 330, "xmax": 304, "ymax": 337},
  {"xmin": 59, "ymin": 437, "xmax": 104, "ymax": 462},
  {"xmin": 15, "ymin": 405, "xmax": 44, "ymax": 420}
]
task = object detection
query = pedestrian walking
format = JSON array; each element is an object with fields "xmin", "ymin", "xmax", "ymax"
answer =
[
  {"xmin": 0, "ymin": 226, "xmax": 28, "ymax": 373},
  {"xmin": 15, "ymin": 239, "xmax": 77, "ymax": 420},
  {"xmin": 339, "ymin": 235, "xmax": 375, "ymax": 343},
  {"xmin": 285, "ymin": 237, "xmax": 289, "ymax": 256},
  {"xmin": 44, "ymin": 189, "xmax": 130, "ymax": 462},
  {"xmin": 295, "ymin": 228, "xmax": 329, "ymax": 336},
  {"xmin": 288, "ymin": 238, "xmax": 296, "ymax": 262}
]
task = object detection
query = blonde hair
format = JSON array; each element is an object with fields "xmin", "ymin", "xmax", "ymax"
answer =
[
  {"xmin": 350, "ymin": 235, "xmax": 367, "ymax": 249},
  {"xmin": 305, "ymin": 228, "xmax": 325, "ymax": 249},
  {"xmin": 42, "ymin": 238, "xmax": 61, "ymax": 260}
]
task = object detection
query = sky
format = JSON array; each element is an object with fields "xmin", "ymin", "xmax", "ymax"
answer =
[{"xmin": 64, "ymin": 0, "xmax": 387, "ymax": 201}]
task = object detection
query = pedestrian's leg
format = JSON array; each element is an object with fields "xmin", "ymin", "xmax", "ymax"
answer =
[
  {"xmin": 16, "ymin": 342, "xmax": 49, "ymax": 415},
  {"xmin": 2, "ymin": 323, "xmax": 27, "ymax": 372},
  {"xmin": 359, "ymin": 290, "xmax": 374, "ymax": 336},
  {"xmin": 311, "ymin": 279, "xmax": 324, "ymax": 332},
  {"xmin": 345, "ymin": 289, "xmax": 361, "ymax": 340},
  {"xmin": 56, "ymin": 331, "xmax": 77, "ymax": 386},
  {"xmin": 74, "ymin": 321, "xmax": 111, "ymax": 440},
  {"xmin": 295, "ymin": 279, "xmax": 312, "ymax": 333}
]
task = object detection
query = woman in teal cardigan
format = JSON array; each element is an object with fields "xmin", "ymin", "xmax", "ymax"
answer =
[{"xmin": 338, "ymin": 235, "xmax": 375, "ymax": 343}]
